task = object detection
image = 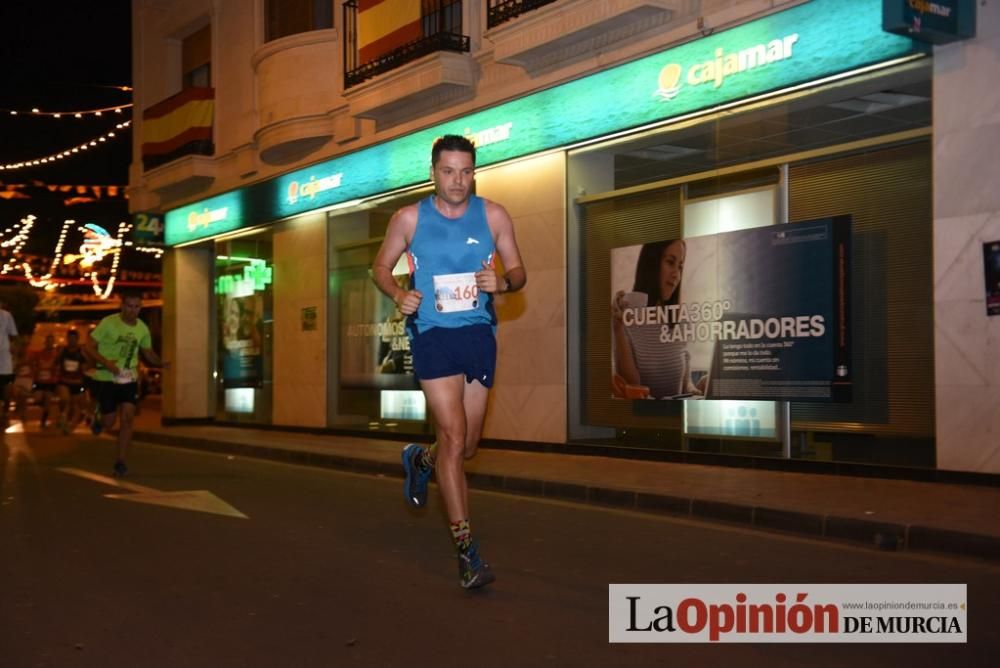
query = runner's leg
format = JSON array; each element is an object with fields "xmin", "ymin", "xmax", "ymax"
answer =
[
  {"xmin": 56, "ymin": 385, "xmax": 70, "ymax": 432},
  {"xmin": 462, "ymin": 379, "xmax": 489, "ymax": 459},
  {"xmin": 68, "ymin": 390, "xmax": 83, "ymax": 429},
  {"xmin": 420, "ymin": 374, "xmax": 468, "ymax": 522},
  {"xmin": 116, "ymin": 401, "xmax": 136, "ymax": 464}
]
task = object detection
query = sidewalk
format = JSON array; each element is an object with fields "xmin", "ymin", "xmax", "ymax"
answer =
[{"xmin": 132, "ymin": 415, "xmax": 1000, "ymax": 563}]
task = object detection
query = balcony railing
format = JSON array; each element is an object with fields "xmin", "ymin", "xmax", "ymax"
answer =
[
  {"xmin": 487, "ymin": 0, "xmax": 560, "ymax": 28},
  {"xmin": 343, "ymin": 0, "xmax": 469, "ymax": 89}
]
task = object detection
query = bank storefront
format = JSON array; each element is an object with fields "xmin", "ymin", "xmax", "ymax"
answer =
[{"xmin": 165, "ymin": 0, "xmax": 932, "ymax": 465}]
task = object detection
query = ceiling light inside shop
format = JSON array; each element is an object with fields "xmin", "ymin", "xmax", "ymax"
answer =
[
  {"xmin": 622, "ymin": 145, "xmax": 703, "ymax": 161},
  {"xmin": 827, "ymin": 91, "xmax": 928, "ymax": 114}
]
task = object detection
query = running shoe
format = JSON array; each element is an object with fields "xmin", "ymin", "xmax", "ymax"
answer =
[
  {"xmin": 90, "ymin": 409, "xmax": 103, "ymax": 435},
  {"xmin": 112, "ymin": 460, "xmax": 128, "ymax": 478},
  {"xmin": 458, "ymin": 542, "xmax": 495, "ymax": 589},
  {"xmin": 401, "ymin": 443, "xmax": 432, "ymax": 508}
]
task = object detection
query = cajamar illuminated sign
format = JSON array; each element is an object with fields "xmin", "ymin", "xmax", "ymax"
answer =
[{"xmin": 655, "ymin": 34, "xmax": 799, "ymax": 101}]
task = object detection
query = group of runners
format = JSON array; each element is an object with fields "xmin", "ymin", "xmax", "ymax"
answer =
[
  {"xmin": 1, "ymin": 290, "xmax": 163, "ymax": 478},
  {"xmin": 7, "ymin": 329, "xmax": 94, "ymax": 434}
]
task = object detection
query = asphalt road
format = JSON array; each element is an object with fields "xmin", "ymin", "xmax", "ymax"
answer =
[{"xmin": 2, "ymin": 426, "xmax": 997, "ymax": 667}]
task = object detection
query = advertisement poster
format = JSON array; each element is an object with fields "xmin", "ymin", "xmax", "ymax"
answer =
[
  {"xmin": 985, "ymin": 241, "xmax": 1000, "ymax": 316},
  {"xmin": 220, "ymin": 292, "xmax": 264, "ymax": 388},
  {"xmin": 611, "ymin": 217, "xmax": 851, "ymax": 402},
  {"xmin": 339, "ymin": 269, "xmax": 418, "ymax": 390}
]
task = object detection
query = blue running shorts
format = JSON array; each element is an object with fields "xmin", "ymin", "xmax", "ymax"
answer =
[{"xmin": 409, "ymin": 324, "xmax": 497, "ymax": 388}]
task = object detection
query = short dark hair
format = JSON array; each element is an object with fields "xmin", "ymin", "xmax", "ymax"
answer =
[
  {"xmin": 432, "ymin": 134, "xmax": 476, "ymax": 166},
  {"xmin": 119, "ymin": 288, "xmax": 142, "ymax": 303},
  {"xmin": 67, "ymin": 329, "xmax": 79, "ymax": 337}
]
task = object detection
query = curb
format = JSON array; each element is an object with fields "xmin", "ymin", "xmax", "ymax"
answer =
[{"xmin": 134, "ymin": 430, "xmax": 1000, "ymax": 563}]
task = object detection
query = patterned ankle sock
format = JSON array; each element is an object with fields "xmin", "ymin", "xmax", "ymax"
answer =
[
  {"xmin": 418, "ymin": 442, "xmax": 437, "ymax": 471},
  {"xmin": 450, "ymin": 519, "xmax": 472, "ymax": 551}
]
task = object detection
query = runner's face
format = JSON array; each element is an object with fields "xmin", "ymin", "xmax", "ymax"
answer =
[
  {"xmin": 431, "ymin": 150, "xmax": 475, "ymax": 207},
  {"xmin": 121, "ymin": 297, "xmax": 141, "ymax": 324}
]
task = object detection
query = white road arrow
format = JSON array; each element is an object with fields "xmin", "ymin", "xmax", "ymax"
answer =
[{"xmin": 58, "ymin": 467, "xmax": 248, "ymax": 519}]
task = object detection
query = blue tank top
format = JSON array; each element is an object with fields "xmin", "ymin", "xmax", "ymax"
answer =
[{"xmin": 407, "ymin": 195, "xmax": 496, "ymax": 334}]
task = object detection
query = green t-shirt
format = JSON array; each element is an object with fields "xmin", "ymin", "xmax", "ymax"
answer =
[{"xmin": 91, "ymin": 313, "xmax": 152, "ymax": 382}]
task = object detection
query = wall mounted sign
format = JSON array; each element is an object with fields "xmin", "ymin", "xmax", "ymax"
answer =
[
  {"xmin": 610, "ymin": 217, "xmax": 853, "ymax": 403},
  {"xmin": 301, "ymin": 306, "xmax": 318, "ymax": 331},
  {"xmin": 166, "ymin": 0, "xmax": 919, "ymax": 246},
  {"xmin": 985, "ymin": 241, "xmax": 1000, "ymax": 316},
  {"xmin": 883, "ymin": 0, "xmax": 976, "ymax": 44},
  {"xmin": 131, "ymin": 212, "xmax": 164, "ymax": 245},
  {"xmin": 167, "ymin": 191, "xmax": 244, "ymax": 245}
]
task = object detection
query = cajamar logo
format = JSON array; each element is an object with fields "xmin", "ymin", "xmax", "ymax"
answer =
[
  {"xmin": 287, "ymin": 172, "xmax": 344, "ymax": 205},
  {"xmin": 908, "ymin": 0, "xmax": 953, "ymax": 18},
  {"xmin": 187, "ymin": 206, "xmax": 228, "ymax": 232},
  {"xmin": 655, "ymin": 34, "xmax": 800, "ymax": 101}
]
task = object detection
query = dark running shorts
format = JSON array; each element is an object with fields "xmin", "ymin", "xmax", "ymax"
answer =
[
  {"xmin": 58, "ymin": 382, "xmax": 87, "ymax": 395},
  {"xmin": 33, "ymin": 382, "xmax": 57, "ymax": 393},
  {"xmin": 409, "ymin": 324, "xmax": 496, "ymax": 388},
  {"xmin": 94, "ymin": 381, "xmax": 140, "ymax": 415},
  {"xmin": 0, "ymin": 374, "xmax": 12, "ymax": 393}
]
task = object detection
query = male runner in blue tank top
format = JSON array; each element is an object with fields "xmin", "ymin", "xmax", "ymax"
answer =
[{"xmin": 372, "ymin": 134, "xmax": 526, "ymax": 589}]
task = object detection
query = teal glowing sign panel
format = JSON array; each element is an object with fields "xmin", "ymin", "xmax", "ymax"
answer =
[
  {"xmin": 166, "ymin": 0, "xmax": 919, "ymax": 245},
  {"xmin": 883, "ymin": 0, "xmax": 975, "ymax": 44},
  {"xmin": 165, "ymin": 191, "xmax": 245, "ymax": 245}
]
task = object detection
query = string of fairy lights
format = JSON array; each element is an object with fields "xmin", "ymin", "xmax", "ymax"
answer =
[
  {"xmin": 0, "ymin": 120, "xmax": 131, "ymax": 171},
  {"xmin": 0, "ymin": 215, "xmax": 36, "ymax": 275},
  {"xmin": 0, "ymin": 87, "xmax": 133, "ymax": 172},
  {"xmin": 1, "ymin": 87, "xmax": 161, "ymax": 300},
  {"xmin": 1, "ymin": 86, "xmax": 132, "ymax": 117},
  {"xmin": 3, "ymin": 214, "xmax": 164, "ymax": 298},
  {"xmin": 23, "ymin": 218, "xmax": 74, "ymax": 290},
  {"xmin": 4, "ymin": 103, "xmax": 132, "ymax": 117}
]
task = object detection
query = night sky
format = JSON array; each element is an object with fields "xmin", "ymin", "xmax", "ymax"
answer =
[
  {"xmin": 0, "ymin": 2, "xmax": 159, "ymax": 297},
  {"xmin": 0, "ymin": 0, "xmax": 133, "ymax": 185}
]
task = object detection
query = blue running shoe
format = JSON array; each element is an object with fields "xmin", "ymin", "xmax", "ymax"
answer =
[
  {"xmin": 401, "ymin": 443, "xmax": 432, "ymax": 508},
  {"xmin": 112, "ymin": 459, "xmax": 128, "ymax": 478},
  {"xmin": 458, "ymin": 542, "xmax": 495, "ymax": 589},
  {"xmin": 90, "ymin": 409, "xmax": 103, "ymax": 436}
]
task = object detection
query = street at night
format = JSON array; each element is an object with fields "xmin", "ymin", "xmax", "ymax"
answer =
[
  {"xmin": 2, "ymin": 422, "xmax": 997, "ymax": 666},
  {"xmin": 3, "ymin": 1, "xmax": 1000, "ymax": 665}
]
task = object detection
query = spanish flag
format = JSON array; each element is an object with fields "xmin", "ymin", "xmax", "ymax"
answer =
[
  {"xmin": 358, "ymin": 0, "xmax": 422, "ymax": 65},
  {"xmin": 141, "ymin": 87, "xmax": 214, "ymax": 170}
]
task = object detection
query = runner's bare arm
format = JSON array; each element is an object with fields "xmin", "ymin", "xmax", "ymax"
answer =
[
  {"xmin": 484, "ymin": 201, "xmax": 525, "ymax": 293},
  {"xmin": 372, "ymin": 205, "xmax": 422, "ymax": 315},
  {"xmin": 141, "ymin": 346, "xmax": 163, "ymax": 367}
]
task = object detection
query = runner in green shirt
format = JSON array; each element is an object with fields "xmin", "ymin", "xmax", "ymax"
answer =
[{"xmin": 84, "ymin": 290, "xmax": 164, "ymax": 477}]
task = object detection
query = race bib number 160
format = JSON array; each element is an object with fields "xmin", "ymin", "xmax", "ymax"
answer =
[{"xmin": 433, "ymin": 272, "xmax": 478, "ymax": 312}]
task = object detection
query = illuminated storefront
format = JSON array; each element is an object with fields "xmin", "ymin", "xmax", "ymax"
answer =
[{"xmin": 163, "ymin": 0, "xmax": 937, "ymax": 464}]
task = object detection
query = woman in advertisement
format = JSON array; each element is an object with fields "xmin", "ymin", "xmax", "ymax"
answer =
[
  {"xmin": 612, "ymin": 239, "xmax": 705, "ymax": 399},
  {"xmin": 220, "ymin": 293, "xmax": 263, "ymax": 388}
]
